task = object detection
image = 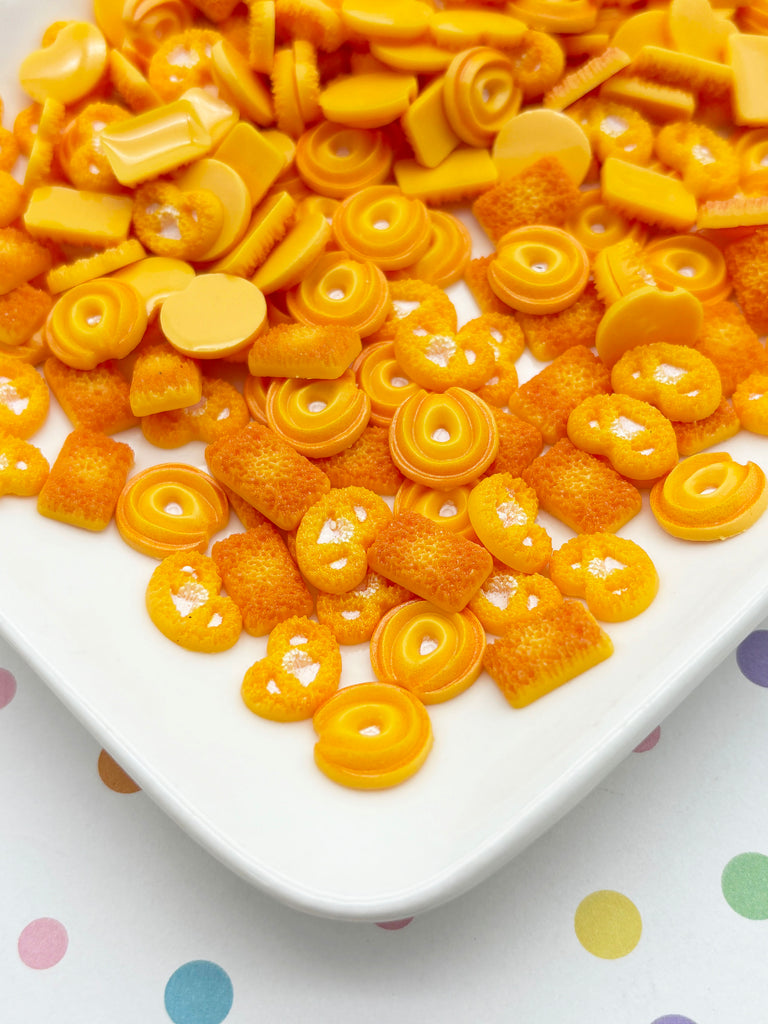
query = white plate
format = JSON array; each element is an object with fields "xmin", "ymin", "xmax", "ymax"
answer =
[{"xmin": 4, "ymin": 0, "xmax": 768, "ymax": 922}]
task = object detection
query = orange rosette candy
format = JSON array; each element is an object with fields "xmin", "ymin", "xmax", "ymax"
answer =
[
  {"xmin": 370, "ymin": 598, "xmax": 485, "ymax": 704},
  {"xmin": 567, "ymin": 392, "xmax": 679, "ymax": 481},
  {"xmin": 121, "ymin": 0, "xmax": 194, "ymax": 64},
  {"xmin": 442, "ymin": 46, "xmax": 522, "ymax": 149},
  {"xmin": 394, "ymin": 480, "xmax": 476, "ymax": 541},
  {"xmin": 0, "ymin": 355, "xmax": 50, "ymax": 439},
  {"xmin": 46, "ymin": 278, "xmax": 148, "ymax": 371},
  {"xmin": 643, "ymin": 234, "xmax": 732, "ymax": 305},
  {"xmin": 145, "ymin": 550, "xmax": 242, "ymax": 653},
  {"xmin": 295, "ymin": 120, "xmax": 393, "ymax": 198},
  {"xmin": 549, "ymin": 533, "xmax": 659, "ymax": 622},
  {"xmin": 391, "ymin": 210, "xmax": 472, "ymax": 289},
  {"xmin": 650, "ymin": 452, "xmax": 768, "ymax": 541},
  {"xmin": 354, "ymin": 341, "xmax": 419, "ymax": 426},
  {"xmin": 242, "ymin": 373, "xmax": 272, "ymax": 425},
  {"xmin": 295, "ymin": 485, "xmax": 391, "ymax": 594},
  {"xmin": 467, "ymin": 472, "xmax": 551, "ymax": 574},
  {"xmin": 241, "ymin": 615, "xmax": 342, "ymax": 722},
  {"xmin": 488, "ymin": 225, "xmax": 590, "ymax": 314},
  {"xmin": 332, "ymin": 185, "xmax": 432, "ymax": 271},
  {"xmin": 116, "ymin": 463, "xmax": 230, "ymax": 559},
  {"xmin": 285, "ymin": 250, "xmax": 390, "ymax": 338},
  {"xmin": 265, "ymin": 375, "xmax": 371, "ymax": 457},
  {"xmin": 389, "ymin": 387, "xmax": 499, "ymax": 490},
  {"xmin": 565, "ymin": 189, "xmax": 647, "ymax": 260},
  {"xmin": 312, "ymin": 681, "xmax": 433, "ymax": 790}
]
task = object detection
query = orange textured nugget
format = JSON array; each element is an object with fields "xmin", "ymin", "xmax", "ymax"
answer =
[
  {"xmin": 367, "ymin": 278, "xmax": 457, "ymax": 343},
  {"xmin": 0, "ymin": 355, "xmax": 49, "ymax": 438},
  {"xmin": 247, "ymin": 321, "xmax": 362, "ymax": 380},
  {"xmin": 483, "ymin": 599, "xmax": 613, "ymax": 709},
  {"xmin": 484, "ymin": 407, "xmax": 544, "ymax": 478},
  {"xmin": 517, "ymin": 283, "xmax": 605, "ymax": 362},
  {"xmin": 507, "ymin": 345, "xmax": 612, "ymax": 446},
  {"xmin": 0, "ymin": 285, "xmax": 52, "ymax": 350},
  {"xmin": 0, "ymin": 434, "xmax": 49, "ymax": 497},
  {"xmin": 472, "ymin": 156, "xmax": 581, "ymax": 244},
  {"xmin": 367, "ymin": 510, "xmax": 493, "ymax": 613},
  {"xmin": 205, "ymin": 421, "xmax": 330, "ymax": 531},
  {"xmin": 463, "ymin": 255, "xmax": 510, "ymax": 315},
  {"xmin": 0, "ymin": 227, "xmax": 52, "ymax": 296},
  {"xmin": 467, "ymin": 564, "xmax": 563, "ymax": 637},
  {"xmin": 44, "ymin": 357, "xmax": 138, "ymax": 435},
  {"xmin": 694, "ymin": 300, "xmax": 768, "ymax": 397},
  {"xmin": 141, "ymin": 376, "xmax": 250, "ymax": 449},
  {"xmin": 723, "ymin": 230, "xmax": 768, "ymax": 336},
  {"xmin": 316, "ymin": 571, "xmax": 413, "ymax": 646},
  {"xmin": 523, "ymin": 437, "xmax": 642, "ymax": 533},
  {"xmin": 129, "ymin": 338, "xmax": 203, "ymax": 417},
  {"xmin": 37, "ymin": 428, "xmax": 134, "ymax": 531},
  {"xmin": 672, "ymin": 399, "xmax": 741, "ymax": 457},
  {"xmin": 211, "ymin": 523, "xmax": 314, "ymax": 636},
  {"xmin": 309, "ymin": 423, "xmax": 405, "ymax": 496}
]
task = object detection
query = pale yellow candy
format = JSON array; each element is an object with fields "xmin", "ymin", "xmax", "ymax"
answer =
[
  {"xmin": 160, "ymin": 274, "xmax": 267, "ymax": 358},
  {"xmin": 24, "ymin": 186, "xmax": 134, "ymax": 247},
  {"xmin": 211, "ymin": 39, "xmax": 275, "ymax": 127},
  {"xmin": 111, "ymin": 257, "xmax": 196, "ymax": 317},
  {"xmin": 175, "ymin": 158, "xmax": 252, "ymax": 262},
  {"xmin": 319, "ymin": 72, "xmax": 418, "ymax": 129},
  {"xmin": 19, "ymin": 22, "xmax": 108, "ymax": 105},
  {"xmin": 213, "ymin": 122, "xmax": 286, "ymax": 205},
  {"xmin": 252, "ymin": 209, "xmax": 332, "ymax": 294},
  {"xmin": 181, "ymin": 88, "xmax": 239, "ymax": 147},
  {"xmin": 401, "ymin": 77, "xmax": 460, "ymax": 169}
]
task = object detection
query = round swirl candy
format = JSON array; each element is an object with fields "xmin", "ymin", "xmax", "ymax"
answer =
[
  {"xmin": 389, "ymin": 386, "xmax": 499, "ymax": 489},
  {"xmin": 312, "ymin": 681, "xmax": 433, "ymax": 790},
  {"xmin": 285, "ymin": 250, "xmax": 391, "ymax": 338},
  {"xmin": 642, "ymin": 234, "xmax": 731, "ymax": 305},
  {"xmin": 265, "ymin": 375, "xmax": 371, "ymax": 457},
  {"xmin": 354, "ymin": 341, "xmax": 420, "ymax": 426},
  {"xmin": 650, "ymin": 452, "xmax": 768, "ymax": 541},
  {"xmin": 370, "ymin": 599, "xmax": 486, "ymax": 704},
  {"xmin": 394, "ymin": 480, "xmax": 476, "ymax": 540},
  {"xmin": 442, "ymin": 46, "xmax": 522, "ymax": 148},
  {"xmin": 565, "ymin": 189, "xmax": 647, "ymax": 259},
  {"xmin": 46, "ymin": 278, "xmax": 148, "ymax": 371},
  {"xmin": 116, "ymin": 464, "xmax": 230, "ymax": 559},
  {"xmin": 295, "ymin": 121, "xmax": 393, "ymax": 198},
  {"xmin": 488, "ymin": 225, "xmax": 590, "ymax": 315},
  {"xmin": 332, "ymin": 185, "xmax": 432, "ymax": 271}
]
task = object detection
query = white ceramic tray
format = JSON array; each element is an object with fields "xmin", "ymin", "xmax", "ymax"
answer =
[{"xmin": 3, "ymin": 0, "xmax": 768, "ymax": 921}]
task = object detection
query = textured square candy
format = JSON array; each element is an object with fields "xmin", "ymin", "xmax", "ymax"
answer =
[
  {"xmin": 472, "ymin": 156, "xmax": 581, "ymax": 244},
  {"xmin": 367, "ymin": 510, "xmax": 493, "ymax": 612},
  {"xmin": 37, "ymin": 427, "xmax": 134, "ymax": 531},
  {"xmin": 483, "ymin": 600, "xmax": 613, "ymax": 708},
  {"xmin": 205, "ymin": 421, "xmax": 331, "ymax": 531},
  {"xmin": 44, "ymin": 357, "xmax": 138, "ymax": 435}
]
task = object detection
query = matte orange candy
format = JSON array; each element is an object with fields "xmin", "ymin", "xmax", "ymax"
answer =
[
  {"xmin": 650, "ymin": 452, "xmax": 768, "ymax": 540},
  {"xmin": 333, "ymin": 185, "xmax": 431, "ymax": 271},
  {"xmin": 295, "ymin": 120, "xmax": 393, "ymax": 198},
  {"xmin": 488, "ymin": 225, "xmax": 590, "ymax": 314},
  {"xmin": 312, "ymin": 681, "xmax": 433, "ymax": 790},
  {"xmin": 369, "ymin": 599, "xmax": 486, "ymax": 704},
  {"xmin": 389, "ymin": 387, "xmax": 499, "ymax": 489},
  {"xmin": 595, "ymin": 285, "xmax": 703, "ymax": 367},
  {"xmin": 116, "ymin": 463, "xmax": 230, "ymax": 559},
  {"xmin": 47, "ymin": 278, "xmax": 148, "ymax": 371},
  {"xmin": 160, "ymin": 273, "xmax": 267, "ymax": 359}
]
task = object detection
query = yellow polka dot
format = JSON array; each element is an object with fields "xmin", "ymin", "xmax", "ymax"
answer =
[{"xmin": 574, "ymin": 889, "xmax": 642, "ymax": 959}]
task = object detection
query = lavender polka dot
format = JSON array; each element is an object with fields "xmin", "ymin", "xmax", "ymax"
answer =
[
  {"xmin": 736, "ymin": 631, "xmax": 768, "ymax": 686},
  {"xmin": 650, "ymin": 1016, "xmax": 698, "ymax": 1024},
  {"xmin": 0, "ymin": 668, "xmax": 17, "ymax": 709},
  {"xmin": 18, "ymin": 918, "xmax": 68, "ymax": 969},
  {"xmin": 376, "ymin": 917, "xmax": 413, "ymax": 930},
  {"xmin": 634, "ymin": 726, "xmax": 661, "ymax": 752}
]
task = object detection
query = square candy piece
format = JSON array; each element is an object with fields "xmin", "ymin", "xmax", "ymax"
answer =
[
  {"xmin": 367, "ymin": 510, "xmax": 493, "ymax": 612},
  {"xmin": 37, "ymin": 427, "xmax": 134, "ymax": 531}
]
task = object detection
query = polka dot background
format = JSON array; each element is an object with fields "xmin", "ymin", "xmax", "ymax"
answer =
[{"xmin": 5, "ymin": 623, "xmax": 768, "ymax": 1022}]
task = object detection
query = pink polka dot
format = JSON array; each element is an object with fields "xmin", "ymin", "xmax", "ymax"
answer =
[
  {"xmin": 634, "ymin": 726, "xmax": 661, "ymax": 752},
  {"xmin": 0, "ymin": 668, "xmax": 17, "ymax": 709},
  {"xmin": 376, "ymin": 917, "xmax": 414, "ymax": 930},
  {"xmin": 18, "ymin": 918, "xmax": 68, "ymax": 969}
]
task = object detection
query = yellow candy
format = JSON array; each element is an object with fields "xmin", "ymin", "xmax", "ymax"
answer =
[
  {"xmin": 111, "ymin": 257, "xmax": 195, "ymax": 318},
  {"xmin": 601, "ymin": 157, "xmax": 698, "ymax": 232},
  {"xmin": 401, "ymin": 77, "xmax": 460, "ymax": 169},
  {"xmin": 100, "ymin": 99, "xmax": 213, "ymax": 187},
  {"xmin": 213, "ymin": 121, "xmax": 285, "ymax": 205},
  {"xmin": 728, "ymin": 34, "xmax": 768, "ymax": 126},
  {"xmin": 46, "ymin": 239, "xmax": 147, "ymax": 295},
  {"xmin": 24, "ymin": 187, "xmax": 133, "ymax": 248},
  {"xmin": 175, "ymin": 158, "xmax": 252, "ymax": 262},
  {"xmin": 19, "ymin": 21, "xmax": 108, "ymax": 105},
  {"xmin": 428, "ymin": 9, "xmax": 526, "ymax": 50},
  {"xmin": 211, "ymin": 38, "xmax": 275, "ymax": 126},
  {"xmin": 341, "ymin": 0, "xmax": 432, "ymax": 41},
  {"xmin": 319, "ymin": 71, "xmax": 418, "ymax": 129},
  {"xmin": 371, "ymin": 40, "xmax": 454, "ymax": 74},
  {"xmin": 47, "ymin": 278, "xmax": 148, "ymax": 371},
  {"xmin": 251, "ymin": 207, "xmax": 331, "ymax": 293},
  {"xmin": 394, "ymin": 147, "xmax": 498, "ymax": 204},
  {"xmin": 492, "ymin": 108, "xmax": 592, "ymax": 186},
  {"xmin": 595, "ymin": 285, "xmax": 703, "ymax": 367},
  {"xmin": 180, "ymin": 87, "xmax": 239, "ymax": 147},
  {"xmin": 160, "ymin": 274, "xmax": 267, "ymax": 359}
]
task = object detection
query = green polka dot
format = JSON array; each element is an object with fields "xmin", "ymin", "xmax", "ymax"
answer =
[{"xmin": 722, "ymin": 852, "xmax": 768, "ymax": 920}]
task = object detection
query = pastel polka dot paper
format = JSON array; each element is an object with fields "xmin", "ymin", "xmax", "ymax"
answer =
[{"xmin": 17, "ymin": 918, "xmax": 68, "ymax": 970}]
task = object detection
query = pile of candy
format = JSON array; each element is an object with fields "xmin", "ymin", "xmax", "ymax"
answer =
[{"xmin": 2, "ymin": 0, "xmax": 768, "ymax": 790}]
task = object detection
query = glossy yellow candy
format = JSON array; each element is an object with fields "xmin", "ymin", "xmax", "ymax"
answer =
[
  {"xmin": 312, "ymin": 681, "xmax": 433, "ymax": 790},
  {"xmin": 213, "ymin": 121, "xmax": 286, "ymax": 205},
  {"xmin": 650, "ymin": 452, "xmax": 768, "ymax": 540},
  {"xmin": 160, "ymin": 274, "xmax": 267, "ymax": 359},
  {"xmin": 393, "ymin": 481, "xmax": 476, "ymax": 540},
  {"xmin": 295, "ymin": 120, "xmax": 393, "ymax": 197},
  {"xmin": 286, "ymin": 250, "xmax": 390, "ymax": 336},
  {"xmin": 489, "ymin": 225, "xmax": 590, "ymax": 315},
  {"xmin": 429, "ymin": 9, "xmax": 526, "ymax": 49},
  {"xmin": 601, "ymin": 157, "xmax": 698, "ymax": 232},
  {"xmin": 180, "ymin": 87, "xmax": 239, "ymax": 147},
  {"xmin": 212, "ymin": 38, "xmax": 275, "ymax": 126},
  {"xmin": 443, "ymin": 47, "xmax": 522, "ymax": 149},
  {"xmin": 389, "ymin": 387, "xmax": 499, "ymax": 489},
  {"xmin": 24, "ymin": 187, "xmax": 133, "ymax": 248},
  {"xmin": 47, "ymin": 278, "xmax": 148, "ymax": 371},
  {"xmin": 210, "ymin": 191, "xmax": 295, "ymax": 278},
  {"xmin": 341, "ymin": 0, "xmax": 432, "ymax": 41},
  {"xmin": 116, "ymin": 463, "xmax": 229, "ymax": 559},
  {"xmin": 370, "ymin": 599, "xmax": 486, "ymax": 704},
  {"xmin": 728, "ymin": 33, "xmax": 768, "ymax": 126},
  {"xmin": 175, "ymin": 158, "xmax": 252, "ymax": 263},
  {"xmin": 394, "ymin": 147, "xmax": 498, "ymax": 204},
  {"xmin": 354, "ymin": 341, "xmax": 419, "ymax": 426},
  {"xmin": 252, "ymin": 208, "xmax": 332, "ymax": 293},
  {"xmin": 265, "ymin": 375, "xmax": 371, "ymax": 457},
  {"xmin": 19, "ymin": 21, "xmax": 108, "ymax": 105},
  {"xmin": 320, "ymin": 72, "xmax": 418, "ymax": 129},
  {"xmin": 595, "ymin": 285, "xmax": 703, "ymax": 367},
  {"xmin": 401, "ymin": 77, "xmax": 460, "ymax": 170},
  {"xmin": 111, "ymin": 257, "xmax": 195, "ymax": 318},
  {"xmin": 333, "ymin": 185, "xmax": 431, "ymax": 271},
  {"xmin": 371, "ymin": 40, "xmax": 454, "ymax": 74},
  {"xmin": 565, "ymin": 190, "xmax": 647, "ymax": 259},
  {"xmin": 100, "ymin": 99, "xmax": 213, "ymax": 187},
  {"xmin": 643, "ymin": 234, "xmax": 731, "ymax": 304}
]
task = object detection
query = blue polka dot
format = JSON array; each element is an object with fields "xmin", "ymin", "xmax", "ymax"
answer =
[
  {"xmin": 736, "ymin": 630, "xmax": 768, "ymax": 686},
  {"xmin": 650, "ymin": 1016, "xmax": 698, "ymax": 1024},
  {"xmin": 164, "ymin": 961, "xmax": 233, "ymax": 1024}
]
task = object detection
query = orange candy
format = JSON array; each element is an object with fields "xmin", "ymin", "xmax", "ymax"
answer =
[
  {"xmin": 355, "ymin": 341, "xmax": 419, "ymax": 426},
  {"xmin": 332, "ymin": 184, "xmax": 431, "ymax": 270},
  {"xmin": 392, "ymin": 316, "xmax": 496, "ymax": 394},
  {"xmin": 46, "ymin": 278, "xmax": 148, "ymax": 371},
  {"xmin": 442, "ymin": 46, "xmax": 521, "ymax": 149},
  {"xmin": 467, "ymin": 473, "xmax": 552, "ymax": 574},
  {"xmin": 285, "ymin": 251, "xmax": 390, "ymax": 338},
  {"xmin": 315, "ymin": 570, "xmax": 412, "ymax": 645},
  {"xmin": 610, "ymin": 342, "xmax": 722, "ymax": 423},
  {"xmin": 650, "ymin": 452, "xmax": 768, "ymax": 540},
  {"xmin": 0, "ymin": 434, "xmax": 49, "ymax": 497},
  {"xmin": 116, "ymin": 463, "xmax": 230, "ymax": 559},
  {"xmin": 312, "ymin": 681, "xmax": 433, "ymax": 790},
  {"xmin": 488, "ymin": 225, "xmax": 590, "ymax": 315},
  {"xmin": 369, "ymin": 599, "xmax": 486, "ymax": 704},
  {"xmin": 295, "ymin": 120, "xmax": 393, "ymax": 198},
  {"xmin": 467, "ymin": 565, "xmax": 562, "ymax": 636},
  {"xmin": 265, "ymin": 375, "xmax": 371, "ymax": 457},
  {"xmin": 0, "ymin": 355, "xmax": 50, "ymax": 439},
  {"xmin": 44, "ymin": 357, "xmax": 137, "ymax": 435}
]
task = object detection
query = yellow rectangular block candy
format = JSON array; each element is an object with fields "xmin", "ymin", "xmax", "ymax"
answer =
[
  {"xmin": 728, "ymin": 34, "xmax": 768, "ymax": 126},
  {"xmin": 394, "ymin": 147, "xmax": 498, "ymax": 204},
  {"xmin": 23, "ymin": 186, "xmax": 134, "ymax": 247},
  {"xmin": 213, "ymin": 121, "xmax": 286, "ymax": 205},
  {"xmin": 400, "ymin": 76, "xmax": 459, "ymax": 169},
  {"xmin": 601, "ymin": 157, "xmax": 697, "ymax": 231}
]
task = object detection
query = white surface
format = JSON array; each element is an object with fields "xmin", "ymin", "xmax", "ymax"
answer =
[{"xmin": 3, "ymin": 0, "xmax": 768, "ymax": 922}]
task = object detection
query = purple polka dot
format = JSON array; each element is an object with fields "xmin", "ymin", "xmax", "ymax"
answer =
[
  {"xmin": 736, "ymin": 631, "xmax": 768, "ymax": 686},
  {"xmin": 634, "ymin": 726, "xmax": 661, "ymax": 752},
  {"xmin": 0, "ymin": 668, "xmax": 17, "ymax": 709},
  {"xmin": 18, "ymin": 918, "xmax": 68, "ymax": 969},
  {"xmin": 376, "ymin": 917, "xmax": 413, "ymax": 930},
  {"xmin": 650, "ymin": 1017, "xmax": 698, "ymax": 1024}
]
